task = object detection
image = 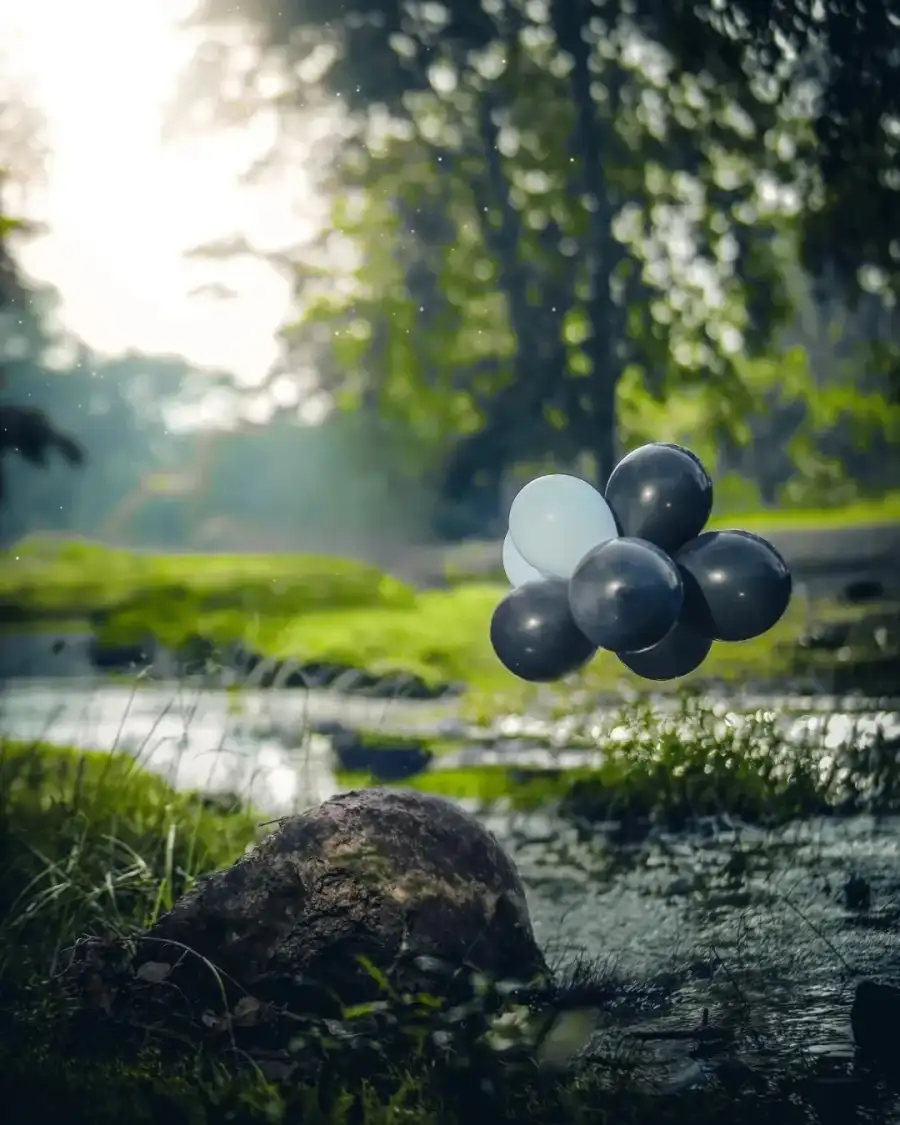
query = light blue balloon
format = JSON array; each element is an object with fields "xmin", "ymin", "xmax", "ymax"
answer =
[
  {"xmin": 502, "ymin": 532, "xmax": 546, "ymax": 587},
  {"xmin": 508, "ymin": 474, "xmax": 619, "ymax": 580}
]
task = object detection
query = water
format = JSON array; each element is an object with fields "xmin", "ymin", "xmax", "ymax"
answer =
[
  {"xmin": 0, "ymin": 676, "xmax": 460, "ymax": 810},
  {"xmin": 2, "ymin": 675, "xmax": 900, "ymax": 1082}
]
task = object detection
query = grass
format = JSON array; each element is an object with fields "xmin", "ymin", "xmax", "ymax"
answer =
[
  {"xmin": 338, "ymin": 693, "xmax": 900, "ymax": 826},
  {"xmin": 2, "ymin": 713, "xmax": 897, "ymax": 1124},
  {"xmin": 0, "ymin": 533, "xmax": 414, "ymax": 619},
  {"xmin": 708, "ymin": 489, "xmax": 900, "ymax": 531},
  {"xmin": 93, "ymin": 581, "xmax": 899, "ymax": 714},
  {"xmin": 1, "ymin": 532, "xmax": 896, "ymax": 711},
  {"xmin": 0, "ymin": 738, "xmax": 263, "ymax": 978}
]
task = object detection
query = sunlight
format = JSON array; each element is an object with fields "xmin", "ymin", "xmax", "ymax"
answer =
[{"xmin": 0, "ymin": 0, "xmax": 317, "ymax": 390}]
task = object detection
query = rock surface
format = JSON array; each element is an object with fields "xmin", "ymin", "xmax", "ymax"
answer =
[{"xmin": 68, "ymin": 788, "xmax": 548, "ymax": 1042}]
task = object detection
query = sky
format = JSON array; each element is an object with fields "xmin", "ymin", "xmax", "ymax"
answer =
[{"xmin": 0, "ymin": 0, "xmax": 316, "ymax": 394}]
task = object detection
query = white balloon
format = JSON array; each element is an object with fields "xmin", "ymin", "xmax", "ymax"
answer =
[
  {"xmin": 502, "ymin": 532, "xmax": 547, "ymax": 587},
  {"xmin": 508, "ymin": 474, "xmax": 619, "ymax": 579}
]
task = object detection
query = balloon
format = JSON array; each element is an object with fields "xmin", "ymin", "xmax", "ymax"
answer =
[
  {"xmin": 604, "ymin": 443, "xmax": 713, "ymax": 555},
  {"xmin": 508, "ymin": 474, "xmax": 619, "ymax": 580},
  {"xmin": 490, "ymin": 579, "xmax": 596, "ymax": 683},
  {"xmin": 568, "ymin": 537, "xmax": 684, "ymax": 653},
  {"xmin": 502, "ymin": 532, "xmax": 546, "ymax": 588},
  {"xmin": 617, "ymin": 615, "xmax": 712, "ymax": 681},
  {"xmin": 676, "ymin": 529, "xmax": 792, "ymax": 642}
]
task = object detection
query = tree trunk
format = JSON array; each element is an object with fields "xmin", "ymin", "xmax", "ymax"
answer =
[
  {"xmin": 549, "ymin": 0, "xmax": 628, "ymax": 490},
  {"xmin": 592, "ymin": 380, "xmax": 618, "ymax": 488}
]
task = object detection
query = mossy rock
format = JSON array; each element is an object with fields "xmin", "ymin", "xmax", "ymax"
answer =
[{"xmin": 62, "ymin": 788, "xmax": 550, "ymax": 1068}]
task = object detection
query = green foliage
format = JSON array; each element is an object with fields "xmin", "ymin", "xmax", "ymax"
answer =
[
  {"xmin": 0, "ymin": 535, "xmax": 416, "ymax": 619},
  {"xmin": 283, "ymin": 11, "xmax": 800, "ymax": 483},
  {"xmin": 721, "ymin": 0, "xmax": 900, "ymax": 310},
  {"xmin": 0, "ymin": 739, "xmax": 262, "ymax": 977},
  {"xmin": 364, "ymin": 694, "xmax": 900, "ymax": 823},
  {"xmin": 182, "ymin": 0, "xmax": 900, "ymax": 531},
  {"xmin": 711, "ymin": 490, "xmax": 900, "ymax": 526},
  {"xmin": 709, "ymin": 472, "xmax": 764, "ymax": 515},
  {"xmin": 0, "ymin": 213, "xmax": 26, "ymax": 238},
  {"xmin": 6, "ymin": 534, "xmax": 897, "ymax": 698},
  {"xmin": 0, "ymin": 549, "xmax": 815, "ymax": 700},
  {"xmin": 710, "ymin": 345, "xmax": 900, "ymax": 503}
]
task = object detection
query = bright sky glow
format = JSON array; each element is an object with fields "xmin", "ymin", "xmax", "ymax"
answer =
[{"xmin": 1, "ymin": 0, "xmax": 316, "ymax": 389}]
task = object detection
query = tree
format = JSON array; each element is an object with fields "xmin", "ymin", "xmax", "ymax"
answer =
[
  {"xmin": 0, "ymin": 178, "xmax": 86, "ymax": 522},
  {"xmin": 0, "ymin": 285, "xmax": 204, "ymax": 546},
  {"xmin": 190, "ymin": 0, "xmax": 808, "ymax": 528},
  {"xmin": 658, "ymin": 0, "xmax": 900, "ymax": 305},
  {"xmin": 187, "ymin": 0, "xmax": 899, "ymax": 533},
  {"xmin": 646, "ymin": 0, "xmax": 900, "ymax": 402},
  {"xmin": 0, "ymin": 402, "xmax": 84, "ymax": 506}
]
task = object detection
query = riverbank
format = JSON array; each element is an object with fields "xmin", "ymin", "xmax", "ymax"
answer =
[
  {"xmin": 3, "ymin": 536, "xmax": 898, "ymax": 708},
  {"xmin": 708, "ymin": 491, "xmax": 900, "ymax": 532},
  {"xmin": 2, "ymin": 691, "xmax": 900, "ymax": 1124}
]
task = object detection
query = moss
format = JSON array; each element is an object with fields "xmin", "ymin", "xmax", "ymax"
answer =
[
  {"xmin": 235, "ymin": 583, "xmax": 814, "ymax": 699},
  {"xmin": 3, "ymin": 535, "xmax": 896, "ymax": 703},
  {"xmin": 0, "ymin": 534, "xmax": 415, "ymax": 619},
  {"xmin": 3, "ymin": 575, "xmax": 841, "ymax": 702}
]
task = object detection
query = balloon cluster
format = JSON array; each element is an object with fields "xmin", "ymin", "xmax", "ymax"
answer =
[{"xmin": 492, "ymin": 443, "xmax": 792, "ymax": 683}]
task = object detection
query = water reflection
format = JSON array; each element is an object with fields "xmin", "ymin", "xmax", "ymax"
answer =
[{"xmin": 0, "ymin": 679, "xmax": 343, "ymax": 812}]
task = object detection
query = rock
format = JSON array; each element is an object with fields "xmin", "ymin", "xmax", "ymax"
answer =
[
  {"xmin": 354, "ymin": 671, "xmax": 464, "ymax": 700},
  {"xmin": 178, "ymin": 643, "xmax": 459, "ymax": 699},
  {"xmin": 842, "ymin": 873, "xmax": 871, "ymax": 912},
  {"xmin": 841, "ymin": 579, "xmax": 884, "ymax": 605},
  {"xmin": 67, "ymin": 789, "xmax": 548, "ymax": 1042},
  {"xmin": 798, "ymin": 622, "xmax": 850, "ymax": 652},
  {"xmin": 174, "ymin": 633, "xmax": 217, "ymax": 674},
  {"xmin": 87, "ymin": 634, "xmax": 156, "ymax": 671},
  {"xmin": 329, "ymin": 729, "xmax": 434, "ymax": 780},
  {"xmin": 850, "ymin": 979, "xmax": 900, "ymax": 1058}
]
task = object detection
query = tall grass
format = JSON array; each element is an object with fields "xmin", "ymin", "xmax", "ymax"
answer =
[{"xmin": 0, "ymin": 739, "xmax": 262, "ymax": 978}]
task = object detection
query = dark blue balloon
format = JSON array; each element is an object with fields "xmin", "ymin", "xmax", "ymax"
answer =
[
  {"xmin": 617, "ymin": 614, "xmax": 712, "ymax": 681},
  {"xmin": 604, "ymin": 443, "xmax": 713, "ymax": 554},
  {"xmin": 490, "ymin": 579, "xmax": 596, "ymax": 683},
  {"xmin": 568, "ymin": 537, "xmax": 684, "ymax": 653},
  {"xmin": 676, "ymin": 529, "xmax": 792, "ymax": 642}
]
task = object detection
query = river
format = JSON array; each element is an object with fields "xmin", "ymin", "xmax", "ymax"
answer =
[{"xmin": 2, "ymin": 674, "xmax": 900, "ymax": 1091}]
